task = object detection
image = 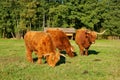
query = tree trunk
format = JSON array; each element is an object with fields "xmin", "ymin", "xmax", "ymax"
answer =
[
  {"xmin": 42, "ymin": 14, "xmax": 45, "ymax": 30},
  {"xmin": 2, "ymin": 32, "xmax": 5, "ymax": 38},
  {"xmin": 11, "ymin": 32, "xmax": 15, "ymax": 38},
  {"xmin": 16, "ymin": 32, "xmax": 21, "ymax": 39}
]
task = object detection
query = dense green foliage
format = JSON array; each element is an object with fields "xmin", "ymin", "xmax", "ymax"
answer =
[
  {"xmin": 0, "ymin": 0, "xmax": 120, "ymax": 38},
  {"xmin": 0, "ymin": 39, "xmax": 120, "ymax": 80}
]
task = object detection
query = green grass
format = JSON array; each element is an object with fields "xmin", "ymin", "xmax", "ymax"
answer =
[{"xmin": 0, "ymin": 39, "xmax": 120, "ymax": 80}]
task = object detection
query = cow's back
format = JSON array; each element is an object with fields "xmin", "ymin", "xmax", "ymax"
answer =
[
  {"xmin": 46, "ymin": 29, "xmax": 69, "ymax": 49},
  {"xmin": 24, "ymin": 31, "xmax": 55, "ymax": 54}
]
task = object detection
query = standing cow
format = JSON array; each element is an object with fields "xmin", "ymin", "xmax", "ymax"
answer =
[
  {"xmin": 75, "ymin": 28, "xmax": 106, "ymax": 56},
  {"xmin": 46, "ymin": 29, "xmax": 75, "ymax": 57},
  {"xmin": 24, "ymin": 31, "xmax": 65, "ymax": 67}
]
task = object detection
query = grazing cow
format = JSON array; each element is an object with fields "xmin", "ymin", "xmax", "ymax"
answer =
[
  {"xmin": 46, "ymin": 29, "xmax": 75, "ymax": 57},
  {"xmin": 75, "ymin": 28, "xmax": 106, "ymax": 56},
  {"xmin": 24, "ymin": 31, "xmax": 65, "ymax": 67}
]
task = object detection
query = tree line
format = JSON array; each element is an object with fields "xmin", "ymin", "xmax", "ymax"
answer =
[{"xmin": 0, "ymin": 0, "xmax": 120, "ymax": 39}]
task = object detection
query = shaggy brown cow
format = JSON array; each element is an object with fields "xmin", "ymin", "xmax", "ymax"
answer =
[
  {"xmin": 24, "ymin": 31, "xmax": 65, "ymax": 67},
  {"xmin": 75, "ymin": 28, "xmax": 106, "ymax": 56},
  {"xmin": 46, "ymin": 29, "xmax": 75, "ymax": 57}
]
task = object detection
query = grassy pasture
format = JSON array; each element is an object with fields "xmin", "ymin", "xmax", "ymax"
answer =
[{"xmin": 0, "ymin": 39, "xmax": 120, "ymax": 80}]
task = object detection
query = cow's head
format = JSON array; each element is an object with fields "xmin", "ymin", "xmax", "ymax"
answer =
[
  {"xmin": 85, "ymin": 30, "xmax": 97, "ymax": 44},
  {"xmin": 85, "ymin": 30, "xmax": 106, "ymax": 44},
  {"xmin": 45, "ymin": 51, "xmax": 65, "ymax": 67},
  {"xmin": 66, "ymin": 45, "xmax": 75, "ymax": 57}
]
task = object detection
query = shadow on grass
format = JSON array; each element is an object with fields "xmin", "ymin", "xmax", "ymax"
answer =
[
  {"xmin": 33, "ymin": 57, "xmax": 38, "ymax": 62},
  {"xmin": 33, "ymin": 50, "xmax": 77, "ymax": 66},
  {"xmin": 60, "ymin": 51, "xmax": 77, "ymax": 57},
  {"xmin": 33, "ymin": 56, "xmax": 66, "ymax": 66},
  {"xmin": 56, "ymin": 56, "xmax": 66, "ymax": 66},
  {"xmin": 32, "ymin": 54, "xmax": 66, "ymax": 66},
  {"xmin": 33, "ymin": 57, "xmax": 46, "ymax": 63},
  {"xmin": 55, "ymin": 51, "xmax": 66, "ymax": 66},
  {"xmin": 56, "ymin": 51, "xmax": 77, "ymax": 66},
  {"xmin": 73, "ymin": 52, "xmax": 78, "ymax": 56},
  {"xmin": 88, "ymin": 50, "xmax": 99, "ymax": 55}
]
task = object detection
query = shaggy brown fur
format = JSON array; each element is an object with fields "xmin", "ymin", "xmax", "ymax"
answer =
[
  {"xmin": 24, "ymin": 31, "xmax": 63, "ymax": 67},
  {"xmin": 75, "ymin": 29, "xmax": 97, "ymax": 56},
  {"xmin": 46, "ymin": 29, "xmax": 74, "ymax": 57}
]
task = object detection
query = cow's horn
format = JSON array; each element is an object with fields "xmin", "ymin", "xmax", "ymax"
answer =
[
  {"xmin": 96, "ymin": 30, "xmax": 106, "ymax": 35},
  {"xmin": 60, "ymin": 54, "xmax": 66, "ymax": 57},
  {"xmin": 71, "ymin": 46, "xmax": 74, "ymax": 52}
]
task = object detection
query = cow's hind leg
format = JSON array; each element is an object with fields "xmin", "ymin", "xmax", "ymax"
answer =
[{"xmin": 85, "ymin": 49, "xmax": 88, "ymax": 56}]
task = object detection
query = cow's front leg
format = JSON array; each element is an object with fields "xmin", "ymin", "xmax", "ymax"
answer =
[
  {"xmin": 79, "ymin": 46, "xmax": 84, "ymax": 56},
  {"xmin": 26, "ymin": 50, "xmax": 33, "ymax": 63},
  {"xmin": 37, "ymin": 54, "xmax": 42, "ymax": 64}
]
